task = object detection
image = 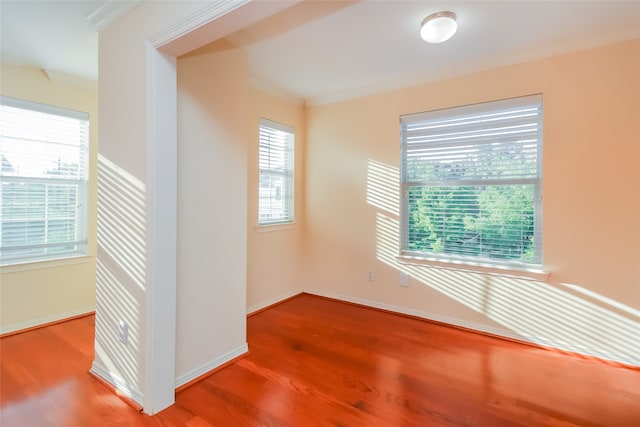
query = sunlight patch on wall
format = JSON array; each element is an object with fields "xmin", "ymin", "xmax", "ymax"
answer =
[
  {"xmin": 366, "ymin": 159, "xmax": 399, "ymax": 216},
  {"xmin": 369, "ymin": 158, "xmax": 640, "ymax": 366},
  {"xmin": 95, "ymin": 258, "xmax": 142, "ymax": 398},
  {"xmin": 376, "ymin": 212, "xmax": 489, "ymax": 313},
  {"xmin": 92, "ymin": 154, "xmax": 147, "ymax": 402},
  {"xmin": 96, "ymin": 156, "xmax": 146, "ymax": 290}
]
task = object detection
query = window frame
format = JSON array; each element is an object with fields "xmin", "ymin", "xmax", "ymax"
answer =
[
  {"xmin": 399, "ymin": 94, "xmax": 543, "ymax": 272},
  {"xmin": 0, "ymin": 96, "xmax": 90, "ymax": 266},
  {"xmin": 258, "ymin": 118, "xmax": 295, "ymax": 226}
]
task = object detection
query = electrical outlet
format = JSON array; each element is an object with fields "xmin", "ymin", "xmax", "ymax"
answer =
[
  {"xmin": 118, "ymin": 320, "xmax": 129, "ymax": 345},
  {"xmin": 399, "ymin": 272, "xmax": 410, "ymax": 287},
  {"xmin": 368, "ymin": 270, "xmax": 375, "ymax": 282}
]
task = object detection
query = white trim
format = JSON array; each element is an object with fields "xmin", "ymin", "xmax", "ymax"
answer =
[
  {"xmin": 254, "ymin": 223, "xmax": 296, "ymax": 234},
  {"xmin": 247, "ymin": 289, "xmax": 303, "ymax": 315},
  {"xmin": 140, "ymin": 0, "xmax": 258, "ymax": 413},
  {"xmin": 148, "ymin": 0, "xmax": 251, "ymax": 49},
  {"xmin": 303, "ymin": 288, "xmax": 521, "ymax": 339},
  {"xmin": 302, "ymin": 289, "xmax": 639, "ymax": 367},
  {"xmin": 142, "ymin": 44, "xmax": 178, "ymax": 415},
  {"xmin": 90, "ymin": 361, "xmax": 144, "ymax": 407},
  {"xmin": 0, "ymin": 255, "xmax": 92, "ymax": 274},
  {"xmin": 86, "ymin": 0, "xmax": 143, "ymax": 31},
  {"xmin": 0, "ymin": 95, "xmax": 89, "ymax": 120},
  {"xmin": 259, "ymin": 118, "xmax": 294, "ymax": 134},
  {"xmin": 400, "ymin": 93, "xmax": 543, "ymax": 123},
  {"xmin": 397, "ymin": 255, "xmax": 549, "ymax": 282},
  {"xmin": 175, "ymin": 344, "xmax": 249, "ymax": 389},
  {"xmin": 0, "ymin": 306, "xmax": 95, "ymax": 335}
]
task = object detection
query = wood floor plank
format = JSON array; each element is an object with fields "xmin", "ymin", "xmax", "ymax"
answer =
[{"xmin": 2, "ymin": 293, "xmax": 639, "ymax": 426}]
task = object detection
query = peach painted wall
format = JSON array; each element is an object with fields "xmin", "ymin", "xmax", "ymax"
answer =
[
  {"xmin": 303, "ymin": 39, "xmax": 640, "ymax": 365},
  {"xmin": 247, "ymin": 89, "xmax": 306, "ymax": 312},
  {"xmin": 0, "ymin": 63, "xmax": 98, "ymax": 334},
  {"xmin": 176, "ymin": 40, "xmax": 249, "ymax": 384}
]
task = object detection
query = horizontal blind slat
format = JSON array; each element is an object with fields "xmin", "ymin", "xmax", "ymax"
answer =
[
  {"xmin": 401, "ymin": 95, "xmax": 542, "ymax": 267},
  {"xmin": 258, "ymin": 119, "xmax": 294, "ymax": 225},
  {"xmin": 1, "ymin": 97, "xmax": 89, "ymax": 264}
]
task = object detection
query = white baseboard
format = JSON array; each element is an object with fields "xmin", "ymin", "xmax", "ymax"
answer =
[
  {"xmin": 90, "ymin": 360, "xmax": 144, "ymax": 407},
  {"xmin": 1, "ymin": 305, "xmax": 96, "ymax": 335},
  {"xmin": 302, "ymin": 289, "xmax": 639, "ymax": 367},
  {"xmin": 303, "ymin": 288, "xmax": 526, "ymax": 341},
  {"xmin": 247, "ymin": 289, "xmax": 303, "ymax": 315},
  {"xmin": 175, "ymin": 343, "xmax": 249, "ymax": 389}
]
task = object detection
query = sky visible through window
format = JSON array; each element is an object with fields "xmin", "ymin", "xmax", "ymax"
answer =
[{"xmin": 1, "ymin": 105, "xmax": 84, "ymax": 178}]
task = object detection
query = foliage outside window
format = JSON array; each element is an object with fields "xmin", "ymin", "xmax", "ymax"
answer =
[
  {"xmin": 258, "ymin": 118, "xmax": 294, "ymax": 225},
  {"xmin": 0, "ymin": 96, "xmax": 89, "ymax": 265},
  {"xmin": 400, "ymin": 95, "xmax": 543, "ymax": 269}
]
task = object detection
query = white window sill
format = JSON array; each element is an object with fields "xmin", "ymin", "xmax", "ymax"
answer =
[
  {"xmin": 397, "ymin": 255, "xmax": 549, "ymax": 281},
  {"xmin": 0, "ymin": 255, "xmax": 93, "ymax": 274},
  {"xmin": 255, "ymin": 222, "xmax": 296, "ymax": 234}
]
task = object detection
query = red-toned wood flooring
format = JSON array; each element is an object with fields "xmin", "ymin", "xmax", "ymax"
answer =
[{"xmin": 1, "ymin": 293, "xmax": 639, "ymax": 426}]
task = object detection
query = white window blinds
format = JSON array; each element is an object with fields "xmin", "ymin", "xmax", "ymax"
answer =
[
  {"xmin": 400, "ymin": 94, "xmax": 543, "ymax": 268},
  {"xmin": 0, "ymin": 96, "xmax": 89, "ymax": 265},
  {"xmin": 259, "ymin": 119, "xmax": 294, "ymax": 225}
]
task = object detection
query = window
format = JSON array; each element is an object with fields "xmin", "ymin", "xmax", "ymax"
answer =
[
  {"xmin": 258, "ymin": 118, "xmax": 294, "ymax": 225},
  {"xmin": 0, "ymin": 96, "xmax": 89, "ymax": 265},
  {"xmin": 400, "ymin": 94, "xmax": 542, "ymax": 269}
]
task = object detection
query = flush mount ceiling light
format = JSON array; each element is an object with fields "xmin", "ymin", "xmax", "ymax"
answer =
[{"xmin": 420, "ymin": 11, "xmax": 457, "ymax": 44}]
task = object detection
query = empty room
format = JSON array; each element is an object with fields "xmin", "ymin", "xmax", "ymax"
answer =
[{"xmin": 1, "ymin": 1, "xmax": 639, "ymax": 426}]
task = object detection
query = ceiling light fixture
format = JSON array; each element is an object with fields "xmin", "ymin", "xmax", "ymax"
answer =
[{"xmin": 420, "ymin": 11, "xmax": 457, "ymax": 44}]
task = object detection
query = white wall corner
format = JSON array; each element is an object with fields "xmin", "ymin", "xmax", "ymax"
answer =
[
  {"xmin": 247, "ymin": 289, "xmax": 304, "ymax": 315},
  {"xmin": 142, "ymin": 44, "xmax": 178, "ymax": 415}
]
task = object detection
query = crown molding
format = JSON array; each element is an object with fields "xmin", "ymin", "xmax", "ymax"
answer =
[
  {"xmin": 147, "ymin": 0, "xmax": 250, "ymax": 49},
  {"xmin": 86, "ymin": 0, "xmax": 143, "ymax": 31}
]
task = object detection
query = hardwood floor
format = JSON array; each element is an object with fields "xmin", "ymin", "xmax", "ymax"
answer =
[{"xmin": 1, "ymin": 294, "xmax": 639, "ymax": 426}]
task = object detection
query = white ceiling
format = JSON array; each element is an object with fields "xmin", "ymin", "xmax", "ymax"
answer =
[
  {"xmin": 2, "ymin": 0, "xmax": 640, "ymax": 104},
  {"xmin": 1, "ymin": 0, "xmax": 101, "ymax": 81}
]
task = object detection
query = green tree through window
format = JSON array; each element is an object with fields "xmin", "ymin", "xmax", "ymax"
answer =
[{"xmin": 401, "ymin": 95, "xmax": 542, "ymax": 268}]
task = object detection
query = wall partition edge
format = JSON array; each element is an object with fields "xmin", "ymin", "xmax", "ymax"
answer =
[{"xmin": 140, "ymin": 0, "xmax": 262, "ymax": 415}]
